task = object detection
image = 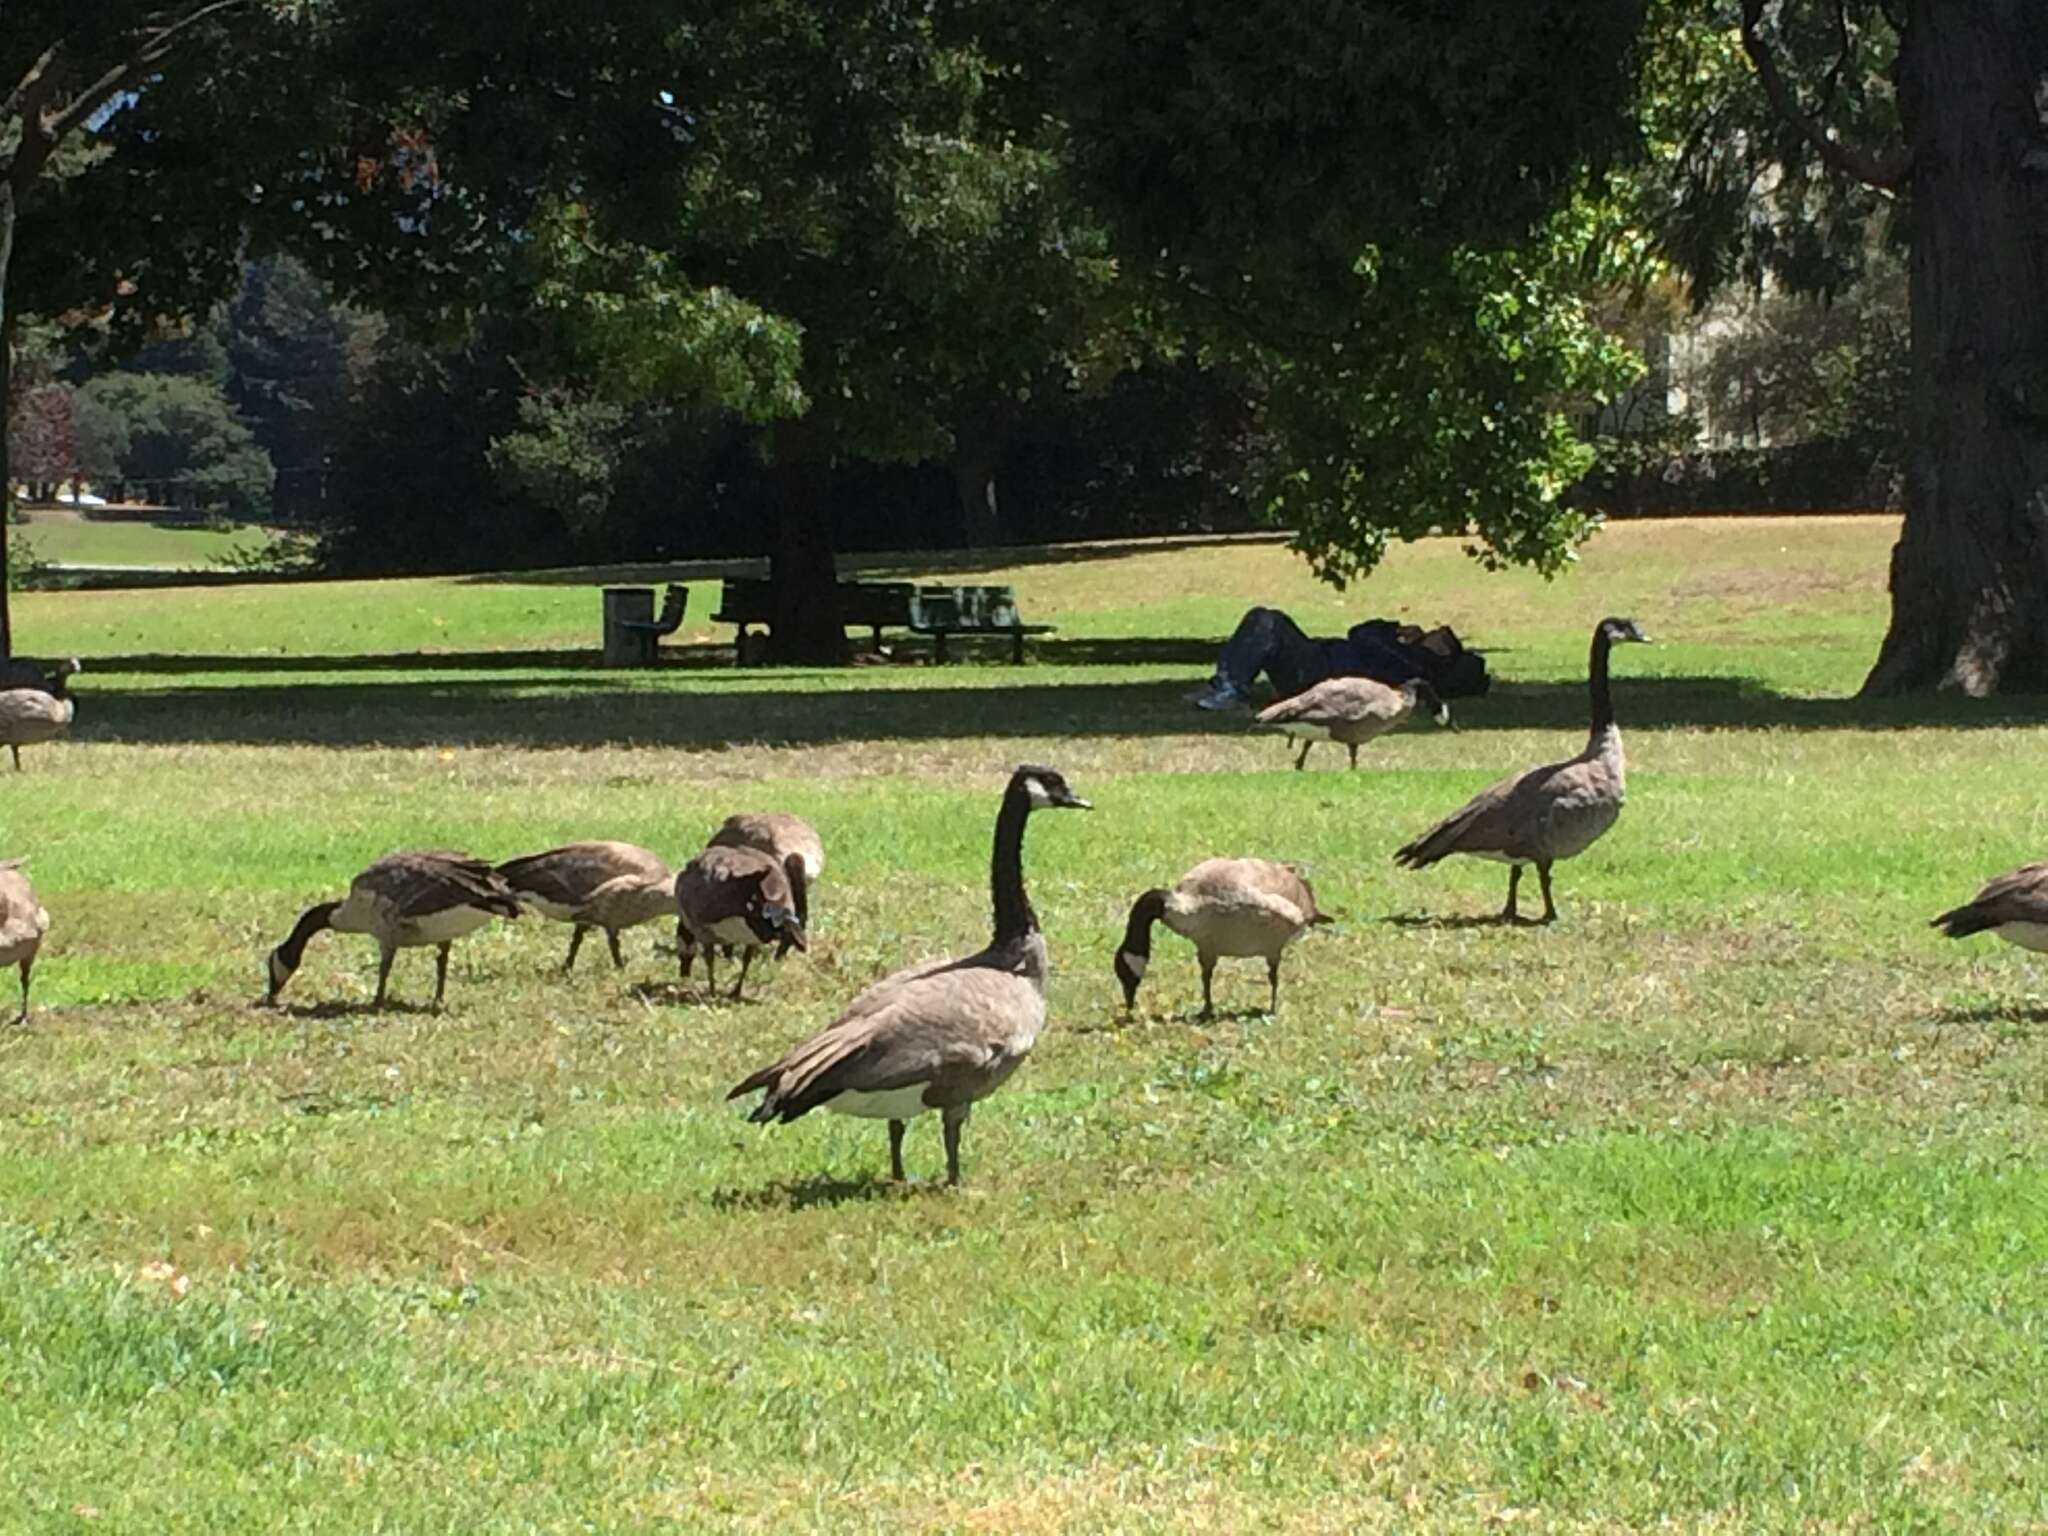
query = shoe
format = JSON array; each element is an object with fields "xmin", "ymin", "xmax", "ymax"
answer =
[{"xmin": 1188, "ymin": 680, "xmax": 1245, "ymax": 711}]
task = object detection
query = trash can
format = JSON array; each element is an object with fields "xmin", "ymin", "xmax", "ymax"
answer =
[{"xmin": 602, "ymin": 586, "xmax": 656, "ymax": 667}]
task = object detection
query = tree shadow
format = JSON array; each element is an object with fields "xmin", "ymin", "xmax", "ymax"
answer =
[
  {"xmin": 707, "ymin": 1173, "xmax": 905, "ymax": 1211},
  {"xmin": 61, "ymin": 663, "xmax": 2048, "ymax": 750}
]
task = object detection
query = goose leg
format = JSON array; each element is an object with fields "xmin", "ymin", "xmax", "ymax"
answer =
[
  {"xmin": 432, "ymin": 943, "xmax": 452, "ymax": 1008},
  {"xmin": 701, "ymin": 945, "xmax": 718, "ymax": 997},
  {"xmin": 1536, "ymin": 862, "xmax": 1558, "ymax": 924},
  {"xmin": 564, "ymin": 924, "xmax": 587, "ymax": 973},
  {"xmin": 1293, "ymin": 740, "xmax": 1311, "ymax": 771},
  {"xmin": 373, "ymin": 944, "xmax": 397, "ymax": 1009},
  {"xmin": 887, "ymin": 1119, "xmax": 907, "ymax": 1181},
  {"xmin": 730, "ymin": 947, "xmax": 755, "ymax": 1001},
  {"xmin": 941, "ymin": 1104, "xmax": 970, "ymax": 1186},
  {"xmin": 1199, "ymin": 953, "xmax": 1218, "ymax": 1020},
  {"xmin": 1346, "ymin": 742, "xmax": 1359, "ymax": 770},
  {"xmin": 1501, "ymin": 866, "xmax": 1523, "ymax": 924},
  {"xmin": 8, "ymin": 745, "xmax": 19, "ymax": 771},
  {"xmin": 1266, "ymin": 955, "xmax": 1282, "ymax": 1013},
  {"xmin": 605, "ymin": 928, "xmax": 625, "ymax": 969},
  {"xmin": 15, "ymin": 957, "xmax": 30, "ymax": 1024},
  {"xmin": 676, "ymin": 919, "xmax": 695, "ymax": 979}
]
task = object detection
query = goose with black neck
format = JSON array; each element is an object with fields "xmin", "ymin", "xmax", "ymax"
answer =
[
  {"xmin": 728, "ymin": 764, "xmax": 1090, "ymax": 1186},
  {"xmin": 1394, "ymin": 616, "xmax": 1649, "ymax": 924}
]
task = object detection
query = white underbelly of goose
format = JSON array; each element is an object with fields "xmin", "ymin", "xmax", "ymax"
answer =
[
  {"xmin": 829, "ymin": 1084, "xmax": 935, "ymax": 1120},
  {"xmin": 393, "ymin": 905, "xmax": 497, "ymax": 947},
  {"xmin": 1995, "ymin": 922, "xmax": 2048, "ymax": 952},
  {"xmin": 702, "ymin": 915, "xmax": 762, "ymax": 947}
]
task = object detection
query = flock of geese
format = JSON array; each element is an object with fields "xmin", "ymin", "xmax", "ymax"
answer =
[{"xmin": 4, "ymin": 613, "xmax": 2048, "ymax": 1185}]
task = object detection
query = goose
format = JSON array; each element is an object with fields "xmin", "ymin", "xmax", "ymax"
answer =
[
  {"xmin": 0, "ymin": 859, "xmax": 49, "ymax": 1023},
  {"xmin": 707, "ymin": 812, "xmax": 824, "ymax": 936},
  {"xmin": 496, "ymin": 840, "xmax": 675, "ymax": 971},
  {"xmin": 675, "ymin": 845, "xmax": 808, "ymax": 1000},
  {"xmin": 1253, "ymin": 676, "xmax": 1450, "ymax": 770},
  {"xmin": 1394, "ymin": 616, "xmax": 1649, "ymax": 923},
  {"xmin": 1930, "ymin": 863, "xmax": 2048, "ymax": 953},
  {"xmin": 264, "ymin": 850, "xmax": 523, "ymax": 1009},
  {"xmin": 728, "ymin": 763, "xmax": 1090, "ymax": 1186},
  {"xmin": 1115, "ymin": 857, "xmax": 1332, "ymax": 1017},
  {"xmin": 0, "ymin": 658, "xmax": 80, "ymax": 770}
]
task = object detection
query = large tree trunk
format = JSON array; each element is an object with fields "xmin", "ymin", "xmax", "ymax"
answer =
[
  {"xmin": 0, "ymin": 181, "xmax": 15, "ymax": 660},
  {"xmin": 954, "ymin": 451, "xmax": 1002, "ymax": 546},
  {"xmin": 764, "ymin": 419, "xmax": 848, "ymax": 665},
  {"xmin": 1861, "ymin": 1, "xmax": 2048, "ymax": 696}
]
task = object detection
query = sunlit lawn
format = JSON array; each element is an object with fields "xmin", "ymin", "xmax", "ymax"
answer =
[
  {"xmin": 4, "ymin": 515, "xmax": 2048, "ymax": 1530},
  {"xmin": 14, "ymin": 505, "xmax": 275, "ymax": 570}
]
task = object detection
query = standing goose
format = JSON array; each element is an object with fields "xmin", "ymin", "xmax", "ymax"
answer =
[
  {"xmin": 0, "ymin": 658, "xmax": 80, "ymax": 770},
  {"xmin": 1254, "ymin": 676, "xmax": 1450, "ymax": 770},
  {"xmin": 0, "ymin": 859, "xmax": 50, "ymax": 1023},
  {"xmin": 1394, "ymin": 616, "xmax": 1650, "ymax": 923},
  {"xmin": 708, "ymin": 812, "xmax": 824, "ymax": 940},
  {"xmin": 1930, "ymin": 862, "xmax": 2048, "ymax": 952},
  {"xmin": 264, "ymin": 850, "xmax": 523, "ymax": 1009},
  {"xmin": 496, "ymin": 840, "xmax": 675, "ymax": 971},
  {"xmin": 675, "ymin": 845, "xmax": 808, "ymax": 1000},
  {"xmin": 728, "ymin": 764, "xmax": 1090, "ymax": 1186},
  {"xmin": 1115, "ymin": 857, "xmax": 1332, "ymax": 1018}
]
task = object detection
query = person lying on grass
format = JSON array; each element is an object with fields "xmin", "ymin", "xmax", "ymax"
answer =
[{"xmin": 1187, "ymin": 607, "xmax": 1489, "ymax": 710}]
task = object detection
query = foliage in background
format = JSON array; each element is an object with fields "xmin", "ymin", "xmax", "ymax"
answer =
[{"xmin": 74, "ymin": 374, "xmax": 274, "ymax": 520}]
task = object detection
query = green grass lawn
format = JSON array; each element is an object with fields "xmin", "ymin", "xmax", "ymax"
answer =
[
  {"xmin": 14, "ymin": 505, "xmax": 276, "ymax": 570},
  {"xmin": 5, "ymin": 515, "xmax": 2048, "ymax": 1531}
]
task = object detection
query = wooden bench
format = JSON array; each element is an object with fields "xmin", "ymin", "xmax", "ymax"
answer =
[
  {"xmin": 711, "ymin": 578, "xmax": 917, "ymax": 660},
  {"xmin": 910, "ymin": 585, "xmax": 1055, "ymax": 664}
]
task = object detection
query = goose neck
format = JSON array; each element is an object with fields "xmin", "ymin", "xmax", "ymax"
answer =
[
  {"xmin": 1586, "ymin": 627, "xmax": 1617, "ymax": 745},
  {"xmin": 990, "ymin": 786, "xmax": 1037, "ymax": 944}
]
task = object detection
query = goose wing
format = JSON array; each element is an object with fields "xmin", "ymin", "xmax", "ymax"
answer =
[
  {"xmin": 0, "ymin": 862, "xmax": 48, "ymax": 950},
  {"xmin": 1395, "ymin": 756, "xmax": 1599, "ymax": 867},
  {"xmin": 1255, "ymin": 675, "xmax": 1404, "ymax": 728},
  {"xmin": 359, "ymin": 850, "xmax": 523, "ymax": 920},
  {"xmin": 1177, "ymin": 857, "xmax": 1324, "ymax": 927},
  {"xmin": 677, "ymin": 845, "xmax": 777, "ymax": 925},
  {"xmin": 710, "ymin": 814, "xmax": 825, "ymax": 881},
  {"xmin": 1932, "ymin": 862, "xmax": 2048, "ymax": 936},
  {"xmin": 498, "ymin": 841, "xmax": 668, "ymax": 906},
  {"xmin": 729, "ymin": 958, "xmax": 1044, "ymax": 1120},
  {"xmin": 0, "ymin": 689, "xmax": 69, "ymax": 726}
]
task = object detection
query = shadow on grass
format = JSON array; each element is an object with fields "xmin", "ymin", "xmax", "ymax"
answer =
[
  {"xmin": 66, "ymin": 663, "xmax": 2048, "ymax": 749},
  {"xmin": 1382, "ymin": 911, "xmax": 1531, "ymax": 931},
  {"xmin": 708, "ymin": 1173, "xmax": 906, "ymax": 1211},
  {"xmin": 1925, "ymin": 1001, "xmax": 2048, "ymax": 1028}
]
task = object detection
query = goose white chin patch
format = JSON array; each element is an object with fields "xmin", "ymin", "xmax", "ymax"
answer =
[
  {"xmin": 1024, "ymin": 776, "xmax": 1055, "ymax": 808},
  {"xmin": 1118, "ymin": 950, "xmax": 1147, "ymax": 980}
]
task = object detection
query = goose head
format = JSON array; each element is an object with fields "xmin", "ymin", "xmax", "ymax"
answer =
[
  {"xmin": 1597, "ymin": 616, "xmax": 1651, "ymax": 646},
  {"xmin": 1405, "ymin": 678, "xmax": 1451, "ymax": 727},
  {"xmin": 1014, "ymin": 764, "xmax": 1091, "ymax": 812}
]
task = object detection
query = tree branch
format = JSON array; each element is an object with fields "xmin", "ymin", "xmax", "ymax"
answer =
[
  {"xmin": 39, "ymin": 0, "xmax": 254, "ymax": 147},
  {"xmin": 1740, "ymin": 0, "xmax": 1912, "ymax": 192},
  {"xmin": 1, "ymin": 43, "xmax": 63, "ymax": 127}
]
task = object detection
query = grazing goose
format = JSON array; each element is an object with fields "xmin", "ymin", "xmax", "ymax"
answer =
[
  {"xmin": 1115, "ymin": 857, "xmax": 1332, "ymax": 1018},
  {"xmin": 0, "ymin": 859, "xmax": 50, "ymax": 1024},
  {"xmin": 0, "ymin": 658, "xmax": 80, "ymax": 770},
  {"xmin": 1254, "ymin": 676, "xmax": 1450, "ymax": 770},
  {"xmin": 1394, "ymin": 616, "xmax": 1650, "ymax": 923},
  {"xmin": 496, "ymin": 840, "xmax": 675, "ymax": 971},
  {"xmin": 674, "ymin": 845, "xmax": 808, "ymax": 1000},
  {"xmin": 708, "ymin": 812, "xmax": 824, "ymax": 937},
  {"xmin": 1930, "ymin": 863, "xmax": 2048, "ymax": 952},
  {"xmin": 264, "ymin": 850, "xmax": 523, "ymax": 1009},
  {"xmin": 728, "ymin": 763, "xmax": 1090, "ymax": 1186}
]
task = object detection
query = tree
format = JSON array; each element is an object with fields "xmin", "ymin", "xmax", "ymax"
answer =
[
  {"xmin": 1651, "ymin": 0, "xmax": 2048, "ymax": 694},
  {"xmin": 77, "ymin": 372, "xmax": 274, "ymax": 517},
  {"xmin": 0, "ymin": 0, "xmax": 689, "ymax": 652}
]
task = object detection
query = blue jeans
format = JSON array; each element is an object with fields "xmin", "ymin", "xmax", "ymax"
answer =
[{"xmin": 1212, "ymin": 608, "xmax": 1338, "ymax": 699}]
